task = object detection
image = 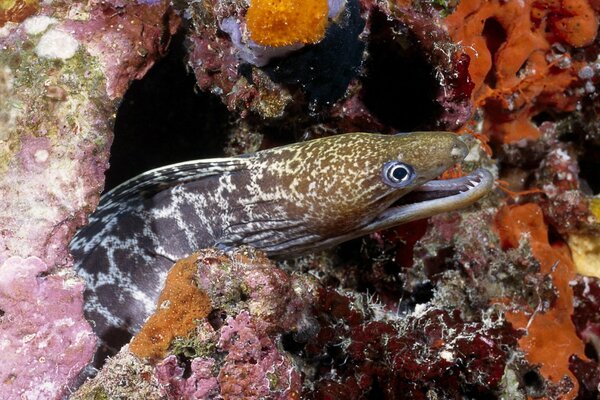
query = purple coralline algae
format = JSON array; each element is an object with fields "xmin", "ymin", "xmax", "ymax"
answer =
[
  {"xmin": 0, "ymin": 256, "xmax": 94, "ymax": 398},
  {"xmin": 155, "ymin": 311, "xmax": 301, "ymax": 399},
  {"xmin": 0, "ymin": 0, "xmax": 178, "ymax": 397},
  {"xmin": 155, "ymin": 356, "xmax": 219, "ymax": 399}
]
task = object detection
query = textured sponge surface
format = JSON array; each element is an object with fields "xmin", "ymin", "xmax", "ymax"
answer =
[{"xmin": 247, "ymin": 0, "xmax": 329, "ymax": 46}]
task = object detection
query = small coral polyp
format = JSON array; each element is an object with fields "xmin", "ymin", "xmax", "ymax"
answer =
[{"xmin": 246, "ymin": 0, "xmax": 328, "ymax": 46}]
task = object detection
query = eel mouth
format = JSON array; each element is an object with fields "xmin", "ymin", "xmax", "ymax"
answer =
[
  {"xmin": 396, "ymin": 168, "xmax": 493, "ymax": 207},
  {"xmin": 270, "ymin": 168, "xmax": 494, "ymax": 257},
  {"xmin": 366, "ymin": 168, "xmax": 494, "ymax": 231}
]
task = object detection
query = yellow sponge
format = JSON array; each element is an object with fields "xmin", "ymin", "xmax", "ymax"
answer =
[{"xmin": 247, "ymin": 0, "xmax": 329, "ymax": 47}]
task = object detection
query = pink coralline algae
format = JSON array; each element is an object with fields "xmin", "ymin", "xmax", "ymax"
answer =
[
  {"xmin": 75, "ymin": 249, "xmax": 310, "ymax": 398},
  {"xmin": 0, "ymin": 256, "xmax": 95, "ymax": 398},
  {"xmin": 217, "ymin": 311, "xmax": 301, "ymax": 398},
  {"xmin": 0, "ymin": 0, "xmax": 179, "ymax": 397},
  {"xmin": 156, "ymin": 311, "xmax": 301, "ymax": 399},
  {"xmin": 155, "ymin": 356, "xmax": 219, "ymax": 399},
  {"xmin": 64, "ymin": 2, "xmax": 179, "ymax": 99},
  {"xmin": 153, "ymin": 250, "xmax": 309, "ymax": 399}
]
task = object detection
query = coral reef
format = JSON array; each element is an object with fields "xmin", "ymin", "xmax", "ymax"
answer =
[
  {"xmin": 571, "ymin": 276, "xmax": 600, "ymax": 397},
  {"xmin": 0, "ymin": 0, "xmax": 178, "ymax": 397},
  {"xmin": 2, "ymin": 0, "xmax": 600, "ymax": 398},
  {"xmin": 496, "ymin": 204, "xmax": 586, "ymax": 398},
  {"xmin": 71, "ymin": 345, "xmax": 162, "ymax": 400},
  {"xmin": 184, "ymin": 0, "xmax": 472, "ymax": 136},
  {"xmin": 73, "ymin": 201, "xmax": 596, "ymax": 398},
  {"xmin": 75, "ymin": 248, "xmax": 311, "ymax": 399}
]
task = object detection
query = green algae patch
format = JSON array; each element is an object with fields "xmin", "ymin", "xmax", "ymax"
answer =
[{"xmin": 0, "ymin": 32, "xmax": 110, "ymax": 176}]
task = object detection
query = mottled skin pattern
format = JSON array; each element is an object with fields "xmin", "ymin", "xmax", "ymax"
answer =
[{"xmin": 70, "ymin": 132, "xmax": 484, "ymax": 360}]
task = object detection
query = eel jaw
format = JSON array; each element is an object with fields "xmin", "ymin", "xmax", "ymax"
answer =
[
  {"xmin": 268, "ymin": 168, "xmax": 494, "ymax": 257},
  {"xmin": 359, "ymin": 168, "xmax": 494, "ymax": 234}
]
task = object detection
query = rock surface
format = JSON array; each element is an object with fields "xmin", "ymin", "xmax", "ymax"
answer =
[{"xmin": 0, "ymin": 0, "xmax": 178, "ymax": 397}]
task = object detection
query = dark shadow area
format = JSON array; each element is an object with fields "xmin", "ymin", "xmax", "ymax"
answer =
[
  {"xmin": 523, "ymin": 369, "xmax": 546, "ymax": 397},
  {"xmin": 106, "ymin": 33, "xmax": 231, "ymax": 191},
  {"xmin": 207, "ymin": 308, "xmax": 228, "ymax": 331},
  {"xmin": 263, "ymin": 0, "xmax": 365, "ymax": 110},
  {"xmin": 93, "ymin": 326, "xmax": 133, "ymax": 369},
  {"xmin": 584, "ymin": 341, "xmax": 599, "ymax": 362},
  {"xmin": 579, "ymin": 147, "xmax": 600, "ymax": 194},
  {"xmin": 361, "ymin": 9, "xmax": 441, "ymax": 132},
  {"xmin": 281, "ymin": 331, "xmax": 307, "ymax": 355},
  {"xmin": 532, "ymin": 111, "xmax": 555, "ymax": 126},
  {"xmin": 366, "ymin": 378, "xmax": 385, "ymax": 399},
  {"xmin": 482, "ymin": 18, "xmax": 506, "ymax": 89}
]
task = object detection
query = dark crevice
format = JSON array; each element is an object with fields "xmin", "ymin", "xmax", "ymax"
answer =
[
  {"xmin": 482, "ymin": 18, "xmax": 506, "ymax": 89},
  {"xmin": 579, "ymin": 146, "xmax": 600, "ymax": 194},
  {"xmin": 106, "ymin": 33, "xmax": 231, "ymax": 191},
  {"xmin": 410, "ymin": 281, "xmax": 435, "ymax": 305},
  {"xmin": 523, "ymin": 369, "xmax": 545, "ymax": 396},
  {"xmin": 361, "ymin": 9, "xmax": 440, "ymax": 131},
  {"xmin": 281, "ymin": 332, "xmax": 306, "ymax": 355},
  {"xmin": 584, "ymin": 341, "xmax": 599, "ymax": 362},
  {"xmin": 547, "ymin": 223, "xmax": 564, "ymax": 246},
  {"xmin": 207, "ymin": 309, "xmax": 227, "ymax": 331},
  {"xmin": 94, "ymin": 326, "xmax": 132, "ymax": 369},
  {"xmin": 532, "ymin": 111, "xmax": 555, "ymax": 126},
  {"xmin": 366, "ymin": 377, "xmax": 385, "ymax": 399}
]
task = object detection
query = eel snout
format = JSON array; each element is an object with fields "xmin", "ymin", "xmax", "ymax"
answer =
[
  {"xmin": 392, "ymin": 168, "xmax": 494, "ymax": 209},
  {"xmin": 372, "ymin": 168, "xmax": 494, "ymax": 228}
]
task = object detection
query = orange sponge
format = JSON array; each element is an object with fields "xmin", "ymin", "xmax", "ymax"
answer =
[
  {"xmin": 495, "ymin": 204, "xmax": 587, "ymax": 399},
  {"xmin": 445, "ymin": 0, "xmax": 598, "ymax": 143},
  {"xmin": 247, "ymin": 0, "xmax": 329, "ymax": 47},
  {"xmin": 0, "ymin": 0, "xmax": 39, "ymax": 26},
  {"xmin": 130, "ymin": 254, "xmax": 212, "ymax": 360}
]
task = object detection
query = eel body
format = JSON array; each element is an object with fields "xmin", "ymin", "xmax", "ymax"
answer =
[{"xmin": 70, "ymin": 132, "xmax": 493, "ymax": 360}]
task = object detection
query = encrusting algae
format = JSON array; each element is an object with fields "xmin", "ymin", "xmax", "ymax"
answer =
[
  {"xmin": 130, "ymin": 254, "xmax": 212, "ymax": 360},
  {"xmin": 246, "ymin": 0, "xmax": 328, "ymax": 46},
  {"xmin": 569, "ymin": 198, "xmax": 600, "ymax": 279},
  {"xmin": 569, "ymin": 233, "xmax": 600, "ymax": 279}
]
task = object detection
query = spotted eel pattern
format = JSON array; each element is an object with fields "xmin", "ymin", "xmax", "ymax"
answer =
[{"xmin": 70, "ymin": 132, "xmax": 477, "ymax": 359}]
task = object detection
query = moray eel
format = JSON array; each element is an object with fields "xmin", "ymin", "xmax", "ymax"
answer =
[{"xmin": 70, "ymin": 131, "xmax": 493, "ymax": 362}]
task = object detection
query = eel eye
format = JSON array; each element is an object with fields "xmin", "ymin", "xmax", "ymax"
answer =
[{"xmin": 382, "ymin": 161, "xmax": 415, "ymax": 187}]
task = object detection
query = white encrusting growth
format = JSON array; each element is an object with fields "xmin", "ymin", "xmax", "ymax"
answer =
[
  {"xmin": 23, "ymin": 16, "xmax": 57, "ymax": 35},
  {"xmin": 34, "ymin": 149, "xmax": 49, "ymax": 163},
  {"xmin": 35, "ymin": 29, "xmax": 79, "ymax": 60}
]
